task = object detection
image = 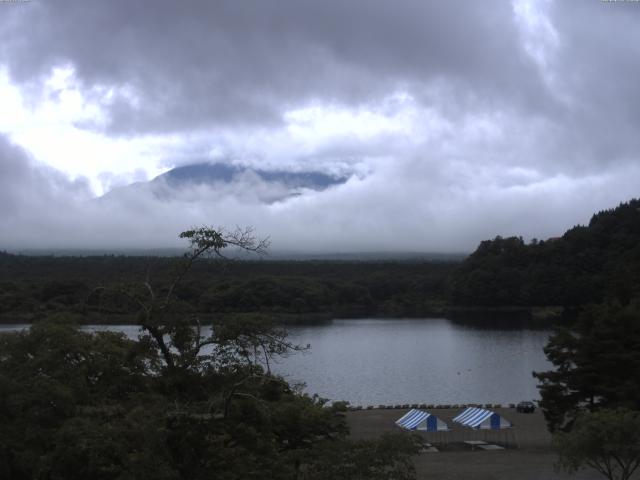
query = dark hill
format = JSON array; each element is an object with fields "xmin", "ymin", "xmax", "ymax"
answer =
[{"xmin": 449, "ymin": 198, "xmax": 640, "ymax": 307}]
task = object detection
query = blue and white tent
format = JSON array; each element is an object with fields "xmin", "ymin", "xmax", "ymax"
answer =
[
  {"xmin": 453, "ymin": 407, "xmax": 512, "ymax": 430},
  {"xmin": 395, "ymin": 409, "xmax": 449, "ymax": 431}
]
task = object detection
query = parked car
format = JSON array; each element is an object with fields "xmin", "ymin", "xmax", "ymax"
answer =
[{"xmin": 516, "ymin": 401, "xmax": 536, "ymax": 413}]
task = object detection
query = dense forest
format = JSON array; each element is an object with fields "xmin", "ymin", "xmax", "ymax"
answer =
[
  {"xmin": 1, "ymin": 199, "xmax": 639, "ymax": 325},
  {"xmin": 449, "ymin": 199, "xmax": 640, "ymax": 309},
  {"xmin": 0, "ymin": 255, "xmax": 455, "ymax": 323}
]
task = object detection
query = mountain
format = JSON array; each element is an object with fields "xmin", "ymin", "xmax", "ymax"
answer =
[
  {"xmin": 158, "ymin": 163, "xmax": 345, "ymax": 190},
  {"xmin": 100, "ymin": 162, "xmax": 348, "ymax": 204}
]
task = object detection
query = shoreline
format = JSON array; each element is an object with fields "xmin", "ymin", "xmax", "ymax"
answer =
[{"xmin": 0, "ymin": 306, "xmax": 563, "ymax": 326}]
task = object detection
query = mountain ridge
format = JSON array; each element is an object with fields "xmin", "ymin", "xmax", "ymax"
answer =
[
  {"xmin": 99, "ymin": 162, "xmax": 349, "ymax": 204},
  {"xmin": 157, "ymin": 162, "xmax": 347, "ymax": 190}
]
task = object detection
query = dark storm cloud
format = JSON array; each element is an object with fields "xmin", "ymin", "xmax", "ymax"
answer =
[
  {"xmin": 1, "ymin": 0, "xmax": 547, "ymax": 134},
  {"xmin": 1, "ymin": 1, "xmax": 640, "ymax": 252},
  {"xmin": 545, "ymin": 1, "xmax": 640, "ymax": 170},
  {"xmin": 2, "ymin": 131, "xmax": 640, "ymax": 253},
  {"xmin": 1, "ymin": 0, "xmax": 634, "ymax": 177}
]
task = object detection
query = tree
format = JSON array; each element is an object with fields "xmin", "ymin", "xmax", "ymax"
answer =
[
  {"xmin": 448, "ymin": 199, "xmax": 640, "ymax": 309},
  {"xmin": 555, "ymin": 408, "xmax": 640, "ymax": 480},
  {"xmin": 298, "ymin": 433, "xmax": 419, "ymax": 480},
  {"xmin": 125, "ymin": 226, "xmax": 270, "ymax": 373},
  {"xmin": 534, "ymin": 301, "xmax": 640, "ymax": 432},
  {"xmin": 0, "ymin": 318, "xmax": 163, "ymax": 480},
  {"xmin": 0, "ymin": 226, "xmax": 419, "ymax": 479}
]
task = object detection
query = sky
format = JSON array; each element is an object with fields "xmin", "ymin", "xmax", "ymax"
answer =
[{"xmin": 1, "ymin": 0, "xmax": 639, "ymax": 253}]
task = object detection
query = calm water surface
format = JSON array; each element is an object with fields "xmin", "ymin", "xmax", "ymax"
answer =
[
  {"xmin": 273, "ymin": 318, "xmax": 551, "ymax": 406},
  {"xmin": 0, "ymin": 318, "xmax": 551, "ymax": 406}
]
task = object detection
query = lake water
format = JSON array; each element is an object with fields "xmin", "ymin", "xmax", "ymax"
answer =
[{"xmin": 0, "ymin": 318, "xmax": 552, "ymax": 406}]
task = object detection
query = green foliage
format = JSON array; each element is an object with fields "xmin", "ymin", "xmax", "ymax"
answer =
[
  {"xmin": 554, "ymin": 408, "xmax": 640, "ymax": 480},
  {"xmin": 534, "ymin": 301, "xmax": 640, "ymax": 432},
  {"xmin": 0, "ymin": 319, "xmax": 417, "ymax": 479},
  {"xmin": 0, "ymin": 257, "xmax": 455, "ymax": 321},
  {"xmin": 449, "ymin": 199, "xmax": 640, "ymax": 307},
  {"xmin": 297, "ymin": 433, "xmax": 420, "ymax": 480},
  {"xmin": 0, "ymin": 227, "xmax": 418, "ymax": 479},
  {"xmin": 0, "ymin": 320, "xmax": 159, "ymax": 479}
]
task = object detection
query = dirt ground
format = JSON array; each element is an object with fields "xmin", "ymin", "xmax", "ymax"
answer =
[{"xmin": 346, "ymin": 408, "xmax": 621, "ymax": 480}]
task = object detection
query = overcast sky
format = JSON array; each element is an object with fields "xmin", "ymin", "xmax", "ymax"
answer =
[{"xmin": 1, "ymin": 0, "xmax": 639, "ymax": 253}]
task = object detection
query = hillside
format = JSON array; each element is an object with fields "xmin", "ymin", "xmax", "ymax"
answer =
[{"xmin": 449, "ymin": 199, "xmax": 640, "ymax": 307}]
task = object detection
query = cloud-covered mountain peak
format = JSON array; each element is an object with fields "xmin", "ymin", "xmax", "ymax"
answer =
[
  {"xmin": 157, "ymin": 162, "xmax": 347, "ymax": 191},
  {"xmin": 100, "ymin": 162, "xmax": 348, "ymax": 205}
]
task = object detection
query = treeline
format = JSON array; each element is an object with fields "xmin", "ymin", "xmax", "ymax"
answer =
[
  {"xmin": 0, "ymin": 255, "xmax": 456, "ymax": 322},
  {"xmin": 3, "ymin": 198, "xmax": 639, "ymax": 322},
  {"xmin": 449, "ymin": 199, "xmax": 640, "ymax": 307}
]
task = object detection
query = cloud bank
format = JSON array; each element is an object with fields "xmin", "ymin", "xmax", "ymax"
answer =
[{"xmin": 0, "ymin": 0, "xmax": 639, "ymax": 253}]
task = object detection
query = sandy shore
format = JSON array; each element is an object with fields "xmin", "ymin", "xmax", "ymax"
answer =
[{"xmin": 346, "ymin": 408, "xmax": 613, "ymax": 480}]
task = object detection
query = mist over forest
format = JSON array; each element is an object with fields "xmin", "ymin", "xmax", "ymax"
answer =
[{"xmin": 2, "ymin": 2, "xmax": 640, "ymax": 253}]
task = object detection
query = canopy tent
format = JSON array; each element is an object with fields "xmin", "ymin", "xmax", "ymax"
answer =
[
  {"xmin": 453, "ymin": 407, "xmax": 512, "ymax": 430},
  {"xmin": 395, "ymin": 409, "xmax": 449, "ymax": 432}
]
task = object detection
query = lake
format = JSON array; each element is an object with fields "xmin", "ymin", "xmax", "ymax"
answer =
[{"xmin": 0, "ymin": 318, "xmax": 551, "ymax": 406}]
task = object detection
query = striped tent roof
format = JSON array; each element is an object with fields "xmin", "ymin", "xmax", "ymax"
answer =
[
  {"xmin": 395, "ymin": 409, "xmax": 448, "ymax": 431},
  {"xmin": 453, "ymin": 407, "xmax": 512, "ymax": 430}
]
